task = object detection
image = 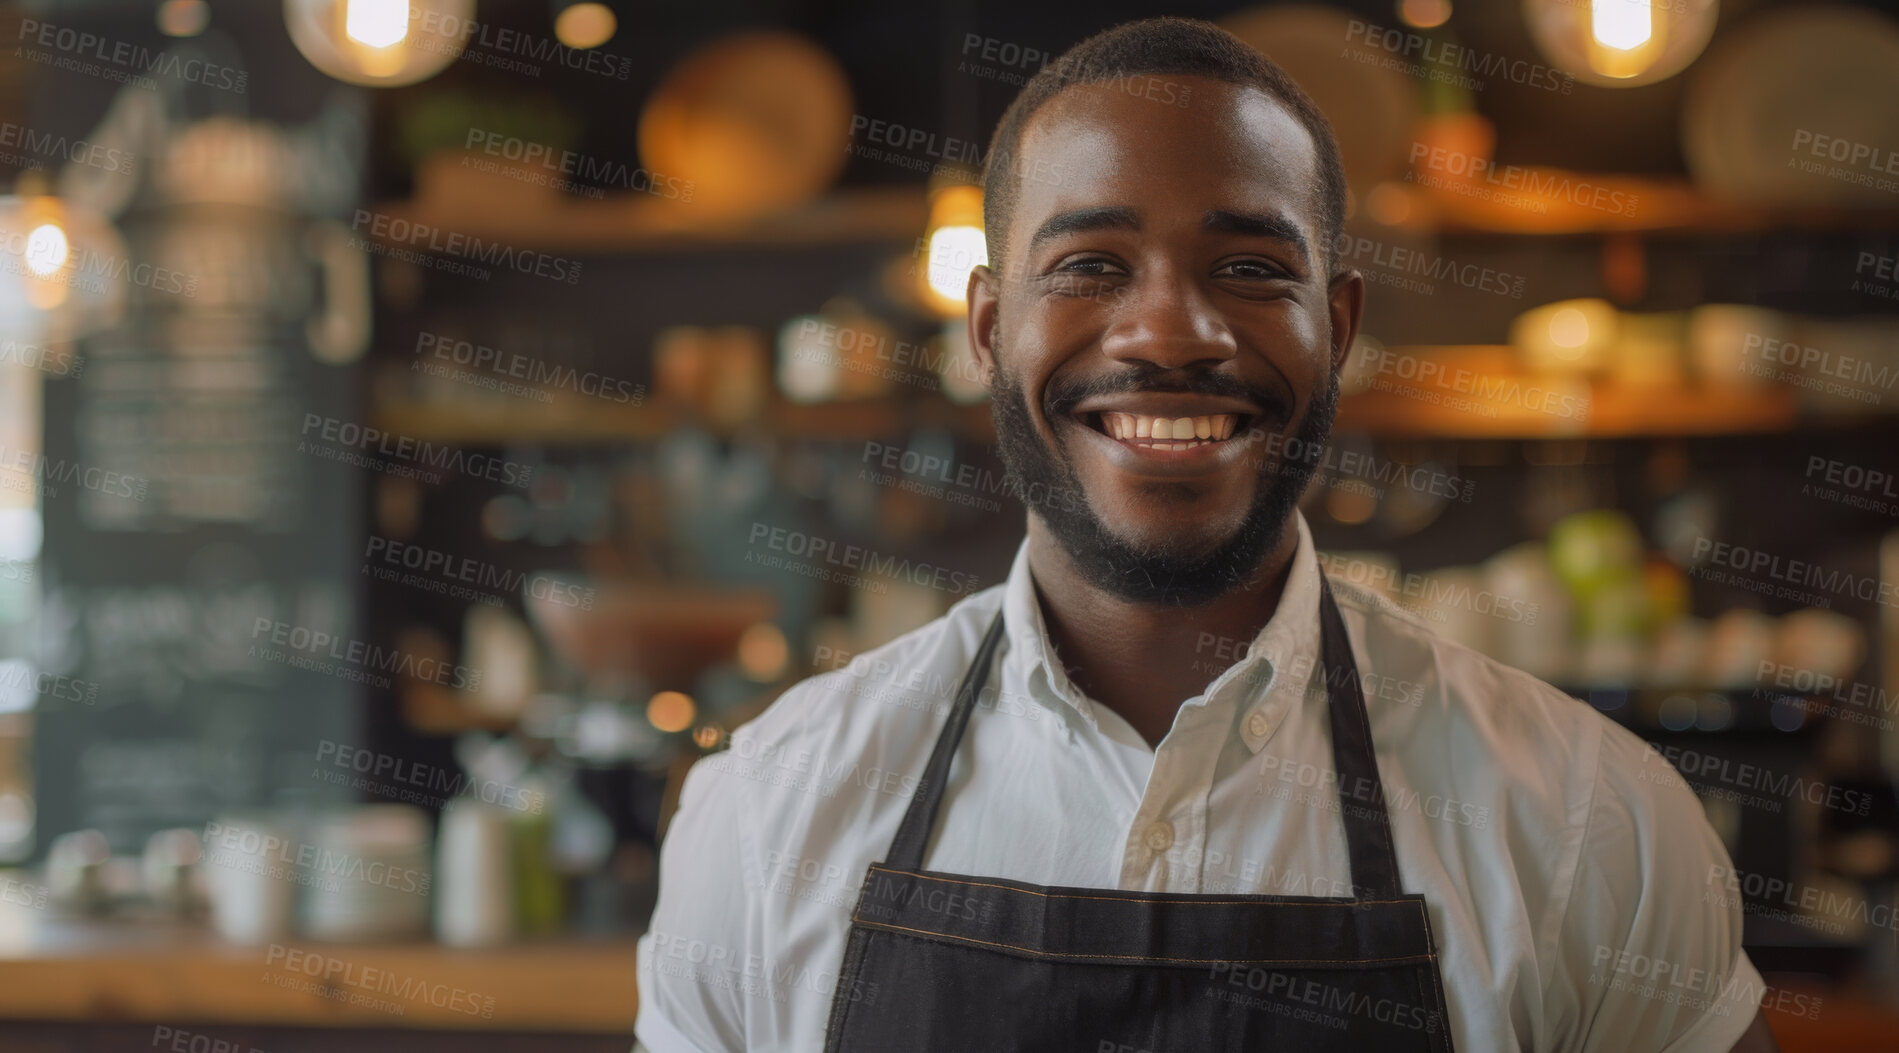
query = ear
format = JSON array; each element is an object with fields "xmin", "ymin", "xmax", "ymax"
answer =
[
  {"xmin": 966, "ymin": 263, "xmax": 1002, "ymax": 391},
  {"xmin": 1325, "ymin": 266, "xmax": 1366, "ymax": 378}
]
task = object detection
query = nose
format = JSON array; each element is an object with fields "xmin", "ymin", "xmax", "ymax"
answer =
[{"xmin": 1098, "ymin": 264, "xmax": 1238, "ymax": 370}]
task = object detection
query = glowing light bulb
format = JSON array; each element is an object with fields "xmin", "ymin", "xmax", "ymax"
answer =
[
  {"xmin": 1592, "ymin": 0, "xmax": 1651, "ymax": 50},
  {"xmin": 555, "ymin": 3, "xmax": 616, "ymax": 49},
  {"xmin": 345, "ymin": 0, "xmax": 409, "ymax": 48},
  {"xmin": 1548, "ymin": 307, "xmax": 1591, "ymax": 351},
  {"xmin": 647, "ymin": 691, "xmax": 696, "ymax": 734},
  {"xmin": 24, "ymin": 224, "xmax": 68, "ymax": 277},
  {"xmin": 925, "ymin": 225, "xmax": 986, "ymax": 306}
]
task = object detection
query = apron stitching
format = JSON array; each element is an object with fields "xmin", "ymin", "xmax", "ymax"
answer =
[
  {"xmin": 851, "ymin": 918, "xmax": 1435, "ymax": 966},
  {"xmin": 865, "ymin": 866, "xmax": 1421, "ymax": 908}
]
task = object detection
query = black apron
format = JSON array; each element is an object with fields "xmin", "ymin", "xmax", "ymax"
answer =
[{"xmin": 823, "ymin": 578, "xmax": 1456, "ymax": 1052}]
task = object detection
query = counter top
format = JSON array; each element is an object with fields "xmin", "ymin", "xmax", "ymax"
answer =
[{"xmin": 0, "ymin": 901, "xmax": 638, "ymax": 1033}]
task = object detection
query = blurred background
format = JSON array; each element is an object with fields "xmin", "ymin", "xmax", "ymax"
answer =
[{"xmin": 0, "ymin": 0, "xmax": 1897, "ymax": 1048}]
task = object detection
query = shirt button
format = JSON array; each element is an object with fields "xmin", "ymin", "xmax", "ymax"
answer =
[
  {"xmin": 1247, "ymin": 711, "xmax": 1270, "ymax": 739},
  {"xmin": 1143, "ymin": 822, "xmax": 1174, "ymax": 852}
]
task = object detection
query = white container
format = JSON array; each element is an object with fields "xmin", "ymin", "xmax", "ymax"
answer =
[
  {"xmin": 202, "ymin": 815, "xmax": 295, "ymax": 945},
  {"xmin": 435, "ymin": 799, "xmax": 516, "ymax": 948}
]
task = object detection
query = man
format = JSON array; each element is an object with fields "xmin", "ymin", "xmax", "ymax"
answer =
[{"xmin": 638, "ymin": 17, "xmax": 1778, "ymax": 1052}]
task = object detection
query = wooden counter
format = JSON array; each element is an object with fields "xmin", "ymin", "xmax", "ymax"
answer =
[{"xmin": 0, "ymin": 900, "xmax": 638, "ymax": 1033}]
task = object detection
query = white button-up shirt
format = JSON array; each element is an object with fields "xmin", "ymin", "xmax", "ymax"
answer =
[{"xmin": 636, "ymin": 512, "xmax": 1764, "ymax": 1052}]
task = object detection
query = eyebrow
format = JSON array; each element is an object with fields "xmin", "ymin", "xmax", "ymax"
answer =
[
  {"xmin": 1203, "ymin": 209, "xmax": 1310, "ymax": 261},
  {"xmin": 1024, "ymin": 205, "xmax": 1311, "ymax": 261},
  {"xmin": 1025, "ymin": 206, "xmax": 1140, "ymax": 254}
]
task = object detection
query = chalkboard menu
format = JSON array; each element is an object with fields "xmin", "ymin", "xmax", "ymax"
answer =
[{"xmin": 30, "ymin": 24, "xmax": 370, "ymax": 856}]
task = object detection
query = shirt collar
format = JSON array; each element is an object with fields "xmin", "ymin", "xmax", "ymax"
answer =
[{"xmin": 998, "ymin": 511, "xmax": 1324, "ymax": 751}]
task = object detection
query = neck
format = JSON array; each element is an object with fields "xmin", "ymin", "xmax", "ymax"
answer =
[{"xmin": 1024, "ymin": 517, "xmax": 1300, "ymax": 749}]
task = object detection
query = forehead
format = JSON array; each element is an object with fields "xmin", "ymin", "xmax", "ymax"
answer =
[{"xmin": 1011, "ymin": 75, "xmax": 1323, "ymax": 250}]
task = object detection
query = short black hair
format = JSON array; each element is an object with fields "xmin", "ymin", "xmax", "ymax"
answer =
[{"xmin": 980, "ymin": 17, "xmax": 1347, "ymax": 278}]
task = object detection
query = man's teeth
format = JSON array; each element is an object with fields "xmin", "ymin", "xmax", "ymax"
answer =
[{"xmin": 1100, "ymin": 412, "xmax": 1237, "ymax": 445}]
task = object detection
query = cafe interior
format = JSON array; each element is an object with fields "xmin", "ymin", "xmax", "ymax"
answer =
[{"xmin": 0, "ymin": 0, "xmax": 1898, "ymax": 1048}]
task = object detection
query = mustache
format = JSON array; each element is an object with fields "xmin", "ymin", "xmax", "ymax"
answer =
[{"xmin": 1042, "ymin": 366, "xmax": 1292, "ymax": 429}]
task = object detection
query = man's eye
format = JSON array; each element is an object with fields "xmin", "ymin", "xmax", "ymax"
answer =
[
  {"xmin": 1054, "ymin": 257, "xmax": 1122, "ymax": 276},
  {"xmin": 1217, "ymin": 259, "xmax": 1288, "ymax": 280}
]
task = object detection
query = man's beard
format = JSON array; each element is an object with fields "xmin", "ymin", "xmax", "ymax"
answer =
[{"xmin": 991, "ymin": 362, "xmax": 1340, "ymax": 608}]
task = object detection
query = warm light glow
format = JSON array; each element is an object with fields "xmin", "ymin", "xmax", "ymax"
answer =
[
  {"xmin": 1364, "ymin": 181, "xmax": 1414, "ymax": 226},
  {"xmin": 345, "ymin": 0, "xmax": 410, "ymax": 48},
  {"xmin": 1592, "ymin": 0, "xmax": 1651, "ymax": 50},
  {"xmin": 555, "ymin": 3, "xmax": 616, "ymax": 49},
  {"xmin": 157, "ymin": 0, "xmax": 210, "ymax": 36},
  {"xmin": 647, "ymin": 691, "xmax": 696, "ymax": 733},
  {"xmin": 926, "ymin": 226, "xmax": 987, "ymax": 305},
  {"xmin": 1548, "ymin": 307, "xmax": 1591, "ymax": 350},
  {"xmin": 737, "ymin": 622, "xmax": 789, "ymax": 681},
  {"xmin": 23, "ymin": 224, "xmax": 68, "ymax": 278},
  {"xmin": 1399, "ymin": 0, "xmax": 1452, "ymax": 30}
]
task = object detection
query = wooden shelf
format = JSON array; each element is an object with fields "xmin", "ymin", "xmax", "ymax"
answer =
[
  {"xmin": 1388, "ymin": 174, "xmax": 1899, "ymax": 237},
  {"xmin": 1337, "ymin": 383, "xmax": 1802, "ymax": 438},
  {"xmin": 0, "ymin": 900, "xmax": 637, "ymax": 1033},
  {"xmin": 372, "ymin": 396, "xmax": 996, "ymax": 445},
  {"xmin": 364, "ymin": 186, "xmax": 929, "ymax": 255}
]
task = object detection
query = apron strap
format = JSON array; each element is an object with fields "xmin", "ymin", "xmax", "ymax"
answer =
[
  {"xmin": 885, "ymin": 608, "xmax": 1008, "ymax": 872},
  {"xmin": 1317, "ymin": 575, "xmax": 1404, "ymax": 901}
]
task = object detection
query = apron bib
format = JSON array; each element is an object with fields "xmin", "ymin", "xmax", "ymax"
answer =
[{"xmin": 823, "ymin": 578, "xmax": 1456, "ymax": 1052}]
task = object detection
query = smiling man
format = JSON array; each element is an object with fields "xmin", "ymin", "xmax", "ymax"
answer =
[{"xmin": 636, "ymin": 18, "xmax": 1777, "ymax": 1053}]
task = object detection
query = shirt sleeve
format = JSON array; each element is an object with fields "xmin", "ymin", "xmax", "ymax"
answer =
[
  {"xmin": 1546, "ymin": 726, "xmax": 1766, "ymax": 1053},
  {"xmin": 636, "ymin": 750, "xmax": 758, "ymax": 1053}
]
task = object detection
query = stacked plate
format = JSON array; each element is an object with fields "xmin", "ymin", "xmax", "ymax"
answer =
[{"xmin": 298, "ymin": 805, "xmax": 432, "ymax": 942}]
